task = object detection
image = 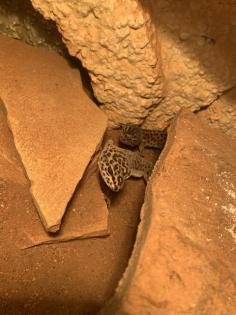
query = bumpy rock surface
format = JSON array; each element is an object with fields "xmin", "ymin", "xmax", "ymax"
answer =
[
  {"xmin": 100, "ymin": 109, "xmax": 236, "ymax": 315},
  {"xmin": 31, "ymin": 0, "xmax": 164, "ymax": 126},
  {"xmin": 1, "ymin": 0, "xmax": 235, "ymax": 137},
  {"xmin": 197, "ymin": 87, "xmax": 236, "ymax": 140},
  {"xmin": 141, "ymin": 0, "xmax": 236, "ymax": 134},
  {"xmin": 30, "ymin": 0, "xmax": 236, "ymax": 137},
  {"xmin": 0, "ymin": 0, "xmax": 66, "ymax": 54},
  {"xmin": 0, "ymin": 34, "xmax": 107, "ymax": 232}
]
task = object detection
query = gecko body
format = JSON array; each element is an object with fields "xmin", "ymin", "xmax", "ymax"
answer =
[{"xmin": 120, "ymin": 124, "xmax": 167, "ymax": 151}]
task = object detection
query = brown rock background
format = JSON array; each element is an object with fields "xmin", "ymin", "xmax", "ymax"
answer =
[{"xmin": 0, "ymin": 1, "xmax": 236, "ymax": 314}]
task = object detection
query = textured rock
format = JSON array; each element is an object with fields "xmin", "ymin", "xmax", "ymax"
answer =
[
  {"xmin": 100, "ymin": 109, "xmax": 236, "ymax": 315},
  {"xmin": 197, "ymin": 87, "xmax": 236, "ymax": 140},
  {"xmin": 142, "ymin": 0, "xmax": 236, "ymax": 132},
  {"xmin": 1, "ymin": 0, "xmax": 236, "ymax": 137},
  {"xmin": 29, "ymin": 0, "xmax": 236, "ymax": 137},
  {"xmin": 0, "ymin": 0, "xmax": 66, "ymax": 54},
  {"xmin": 0, "ymin": 34, "xmax": 107, "ymax": 232},
  {"xmin": 31, "ymin": 0, "xmax": 164, "ymax": 126}
]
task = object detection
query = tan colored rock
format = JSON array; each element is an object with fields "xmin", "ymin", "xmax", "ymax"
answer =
[
  {"xmin": 0, "ymin": 98, "xmax": 26, "ymax": 185},
  {"xmin": 1, "ymin": 1, "xmax": 236, "ymax": 137},
  {"xmin": 0, "ymin": 0, "xmax": 66, "ymax": 54},
  {"xmin": 21, "ymin": 156, "xmax": 109, "ymax": 248},
  {"xmin": 0, "ymin": 34, "xmax": 107, "ymax": 232},
  {"xmin": 197, "ymin": 87, "xmax": 236, "ymax": 141},
  {"xmin": 100, "ymin": 109, "xmax": 236, "ymax": 315},
  {"xmin": 141, "ymin": 0, "xmax": 236, "ymax": 132},
  {"xmin": 31, "ymin": 0, "xmax": 164, "ymax": 127},
  {"xmin": 0, "ymin": 109, "xmax": 145, "ymax": 314},
  {"xmin": 0, "ymin": 98, "xmax": 108, "ymax": 244},
  {"xmin": 29, "ymin": 0, "xmax": 236, "ymax": 137}
]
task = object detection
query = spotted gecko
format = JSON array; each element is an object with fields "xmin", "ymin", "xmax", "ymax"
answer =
[
  {"xmin": 98, "ymin": 140, "xmax": 154, "ymax": 191},
  {"xmin": 120, "ymin": 124, "xmax": 167, "ymax": 151}
]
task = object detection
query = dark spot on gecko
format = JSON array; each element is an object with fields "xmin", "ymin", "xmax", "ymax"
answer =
[
  {"xmin": 121, "ymin": 160, "xmax": 126, "ymax": 167},
  {"xmin": 114, "ymin": 164, "xmax": 119, "ymax": 171},
  {"xmin": 107, "ymin": 166, "xmax": 113, "ymax": 176}
]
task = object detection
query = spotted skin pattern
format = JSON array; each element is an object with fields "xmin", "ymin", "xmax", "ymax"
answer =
[
  {"xmin": 98, "ymin": 140, "xmax": 154, "ymax": 191},
  {"xmin": 120, "ymin": 124, "xmax": 167, "ymax": 151},
  {"xmin": 119, "ymin": 124, "xmax": 142, "ymax": 147}
]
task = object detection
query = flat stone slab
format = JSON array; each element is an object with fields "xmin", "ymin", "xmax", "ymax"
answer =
[
  {"xmin": 21, "ymin": 157, "xmax": 109, "ymax": 248},
  {"xmin": 101, "ymin": 109, "xmax": 236, "ymax": 315},
  {"xmin": 0, "ymin": 96, "xmax": 108, "ymax": 245},
  {"xmin": 0, "ymin": 34, "xmax": 107, "ymax": 232}
]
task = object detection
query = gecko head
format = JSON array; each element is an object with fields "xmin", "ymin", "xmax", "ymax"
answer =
[
  {"xmin": 98, "ymin": 141, "xmax": 130, "ymax": 191},
  {"xmin": 119, "ymin": 124, "xmax": 142, "ymax": 147}
]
